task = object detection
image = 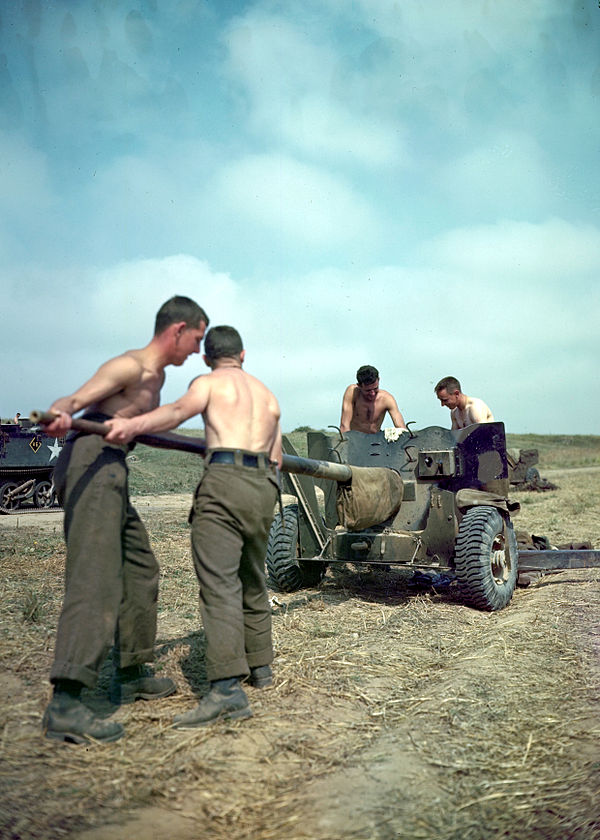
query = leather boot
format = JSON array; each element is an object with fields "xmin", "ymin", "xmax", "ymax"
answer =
[
  {"xmin": 110, "ymin": 664, "xmax": 176, "ymax": 705},
  {"xmin": 247, "ymin": 664, "xmax": 273, "ymax": 688},
  {"xmin": 43, "ymin": 693, "xmax": 124, "ymax": 744},
  {"xmin": 172, "ymin": 678, "xmax": 252, "ymax": 729}
]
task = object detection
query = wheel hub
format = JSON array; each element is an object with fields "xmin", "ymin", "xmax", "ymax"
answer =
[{"xmin": 490, "ymin": 533, "xmax": 511, "ymax": 584}]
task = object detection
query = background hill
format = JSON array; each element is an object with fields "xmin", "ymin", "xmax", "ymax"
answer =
[{"xmin": 126, "ymin": 428, "xmax": 600, "ymax": 496}]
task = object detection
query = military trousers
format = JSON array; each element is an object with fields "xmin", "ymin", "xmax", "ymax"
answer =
[
  {"xmin": 50, "ymin": 434, "xmax": 159, "ymax": 688},
  {"xmin": 190, "ymin": 454, "xmax": 278, "ymax": 682}
]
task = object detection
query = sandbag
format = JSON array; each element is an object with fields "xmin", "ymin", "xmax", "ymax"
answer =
[{"xmin": 336, "ymin": 466, "xmax": 403, "ymax": 531}]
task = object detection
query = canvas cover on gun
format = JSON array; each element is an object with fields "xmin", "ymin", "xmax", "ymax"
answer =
[
  {"xmin": 336, "ymin": 466, "xmax": 404, "ymax": 531},
  {"xmin": 455, "ymin": 488, "xmax": 520, "ymax": 514}
]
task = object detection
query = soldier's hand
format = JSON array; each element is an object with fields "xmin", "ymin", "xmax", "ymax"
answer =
[
  {"xmin": 105, "ymin": 418, "xmax": 136, "ymax": 444},
  {"xmin": 44, "ymin": 411, "xmax": 72, "ymax": 438}
]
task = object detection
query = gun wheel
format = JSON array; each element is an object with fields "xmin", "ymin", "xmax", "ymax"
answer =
[
  {"xmin": 266, "ymin": 504, "xmax": 327, "ymax": 592},
  {"xmin": 454, "ymin": 505, "xmax": 518, "ymax": 611}
]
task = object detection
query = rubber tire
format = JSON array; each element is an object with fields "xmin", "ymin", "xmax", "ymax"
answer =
[
  {"xmin": 453, "ymin": 505, "xmax": 518, "ymax": 611},
  {"xmin": 266, "ymin": 504, "xmax": 327, "ymax": 592},
  {"xmin": 0, "ymin": 481, "xmax": 20, "ymax": 512},
  {"xmin": 34, "ymin": 480, "xmax": 56, "ymax": 508}
]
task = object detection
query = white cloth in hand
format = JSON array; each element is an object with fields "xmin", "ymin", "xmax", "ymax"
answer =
[{"xmin": 384, "ymin": 427, "xmax": 407, "ymax": 442}]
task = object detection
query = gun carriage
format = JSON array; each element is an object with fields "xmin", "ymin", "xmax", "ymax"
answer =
[{"xmin": 267, "ymin": 422, "xmax": 520, "ymax": 611}]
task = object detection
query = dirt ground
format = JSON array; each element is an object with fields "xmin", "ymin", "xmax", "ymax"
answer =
[{"xmin": 1, "ymin": 467, "xmax": 599, "ymax": 840}]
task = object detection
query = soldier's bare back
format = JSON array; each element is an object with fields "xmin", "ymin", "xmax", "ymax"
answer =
[{"xmin": 195, "ymin": 366, "xmax": 280, "ymax": 454}]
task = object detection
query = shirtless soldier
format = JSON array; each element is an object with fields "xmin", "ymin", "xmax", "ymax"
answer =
[
  {"xmin": 434, "ymin": 376, "xmax": 494, "ymax": 430},
  {"xmin": 106, "ymin": 325, "xmax": 282, "ymax": 727},
  {"xmin": 42, "ymin": 295, "xmax": 209, "ymax": 743},
  {"xmin": 340, "ymin": 365, "xmax": 407, "ymax": 434}
]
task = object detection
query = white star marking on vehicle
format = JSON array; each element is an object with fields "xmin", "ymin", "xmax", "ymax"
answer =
[{"xmin": 47, "ymin": 439, "xmax": 63, "ymax": 461}]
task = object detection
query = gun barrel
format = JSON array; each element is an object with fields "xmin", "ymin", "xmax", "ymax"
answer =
[
  {"xmin": 281, "ymin": 453, "xmax": 352, "ymax": 482},
  {"xmin": 30, "ymin": 410, "xmax": 352, "ymax": 479},
  {"xmin": 30, "ymin": 410, "xmax": 207, "ymax": 455}
]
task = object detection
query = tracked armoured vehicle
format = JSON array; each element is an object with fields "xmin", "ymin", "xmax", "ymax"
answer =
[{"xmin": 0, "ymin": 421, "xmax": 63, "ymax": 513}]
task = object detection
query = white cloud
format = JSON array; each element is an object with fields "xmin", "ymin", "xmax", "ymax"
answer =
[
  {"xmin": 3, "ymin": 241, "xmax": 598, "ymax": 434},
  {"xmin": 93, "ymin": 255, "xmax": 239, "ymax": 335},
  {"xmin": 224, "ymin": 14, "xmax": 333, "ymax": 112},
  {"xmin": 217, "ymin": 153, "xmax": 380, "ymax": 248},
  {"xmin": 1, "ymin": 256, "xmax": 241, "ymax": 418},
  {"xmin": 230, "ymin": 237, "xmax": 599, "ymax": 433},
  {"xmin": 0, "ymin": 131, "xmax": 54, "ymax": 220},
  {"xmin": 277, "ymin": 94, "xmax": 406, "ymax": 167},
  {"xmin": 2, "ymin": 1, "xmax": 599, "ymax": 434},
  {"xmin": 439, "ymin": 132, "xmax": 550, "ymax": 219},
  {"xmin": 428, "ymin": 218, "xmax": 600, "ymax": 283},
  {"xmin": 352, "ymin": 0, "xmax": 565, "ymax": 59},
  {"xmin": 224, "ymin": 12, "xmax": 406, "ymax": 169}
]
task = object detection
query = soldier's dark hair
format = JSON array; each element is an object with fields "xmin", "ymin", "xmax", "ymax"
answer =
[
  {"xmin": 204, "ymin": 325, "xmax": 243, "ymax": 362},
  {"xmin": 154, "ymin": 296, "xmax": 209, "ymax": 336},
  {"xmin": 435, "ymin": 376, "xmax": 461, "ymax": 394},
  {"xmin": 356, "ymin": 365, "xmax": 379, "ymax": 386}
]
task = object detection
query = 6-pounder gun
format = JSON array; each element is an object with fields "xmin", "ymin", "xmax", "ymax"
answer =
[
  {"xmin": 268, "ymin": 422, "xmax": 521, "ymax": 611},
  {"xmin": 267, "ymin": 423, "xmax": 600, "ymax": 610}
]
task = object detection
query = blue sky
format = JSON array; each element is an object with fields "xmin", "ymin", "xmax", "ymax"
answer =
[{"xmin": 2, "ymin": 0, "xmax": 599, "ymax": 434}]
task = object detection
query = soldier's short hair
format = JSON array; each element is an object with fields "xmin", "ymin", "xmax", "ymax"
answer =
[
  {"xmin": 356, "ymin": 365, "xmax": 379, "ymax": 386},
  {"xmin": 154, "ymin": 296, "xmax": 209, "ymax": 336},
  {"xmin": 204, "ymin": 326, "xmax": 243, "ymax": 362},
  {"xmin": 435, "ymin": 376, "xmax": 461, "ymax": 395}
]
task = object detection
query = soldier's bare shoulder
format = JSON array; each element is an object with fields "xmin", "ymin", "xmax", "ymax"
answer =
[
  {"xmin": 102, "ymin": 349, "xmax": 147, "ymax": 376},
  {"xmin": 378, "ymin": 388, "xmax": 397, "ymax": 403}
]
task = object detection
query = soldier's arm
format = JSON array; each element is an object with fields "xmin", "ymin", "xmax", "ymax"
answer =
[
  {"xmin": 44, "ymin": 355, "xmax": 143, "ymax": 436},
  {"xmin": 339, "ymin": 386, "xmax": 355, "ymax": 433},
  {"xmin": 269, "ymin": 423, "xmax": 283, "ymax": 468},
  {"xmin": 106, "ymin": 377, "xmax": 211, "ymax": 443},
  {"xmin": 469, "ymin": 399, "xmax": 493, "ymax": 424},
  {"xmin": 386, "ymin": 394, "xmax": 407, "ymax": 430}
]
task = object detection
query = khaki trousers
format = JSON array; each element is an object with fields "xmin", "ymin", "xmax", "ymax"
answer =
[
  {"xmin": 190, "ymin": 455, "xmax": 278, "ymax": 682},
  {"xmin": 50, "ymin": 434, "xmax": 158, "ymax": 688}
]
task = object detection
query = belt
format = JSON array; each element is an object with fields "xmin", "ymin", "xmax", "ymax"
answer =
[{"xmin": 208, "ymin": 451, "xmax": 264, "ymax": 468}]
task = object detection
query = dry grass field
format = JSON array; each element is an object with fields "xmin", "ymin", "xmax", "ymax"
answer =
[{"xmin": 1, "ymin": 432, "xmax": 599, "ymax": 840}]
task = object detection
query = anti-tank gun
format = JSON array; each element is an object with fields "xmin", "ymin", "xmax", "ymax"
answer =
[
  {"xmin": 270, "ymin": 422, "xmax": 600, "ymax": 609},
  {"xmin": 268, "ymin": 422, "xmax": 521, "ymax": 611}
]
